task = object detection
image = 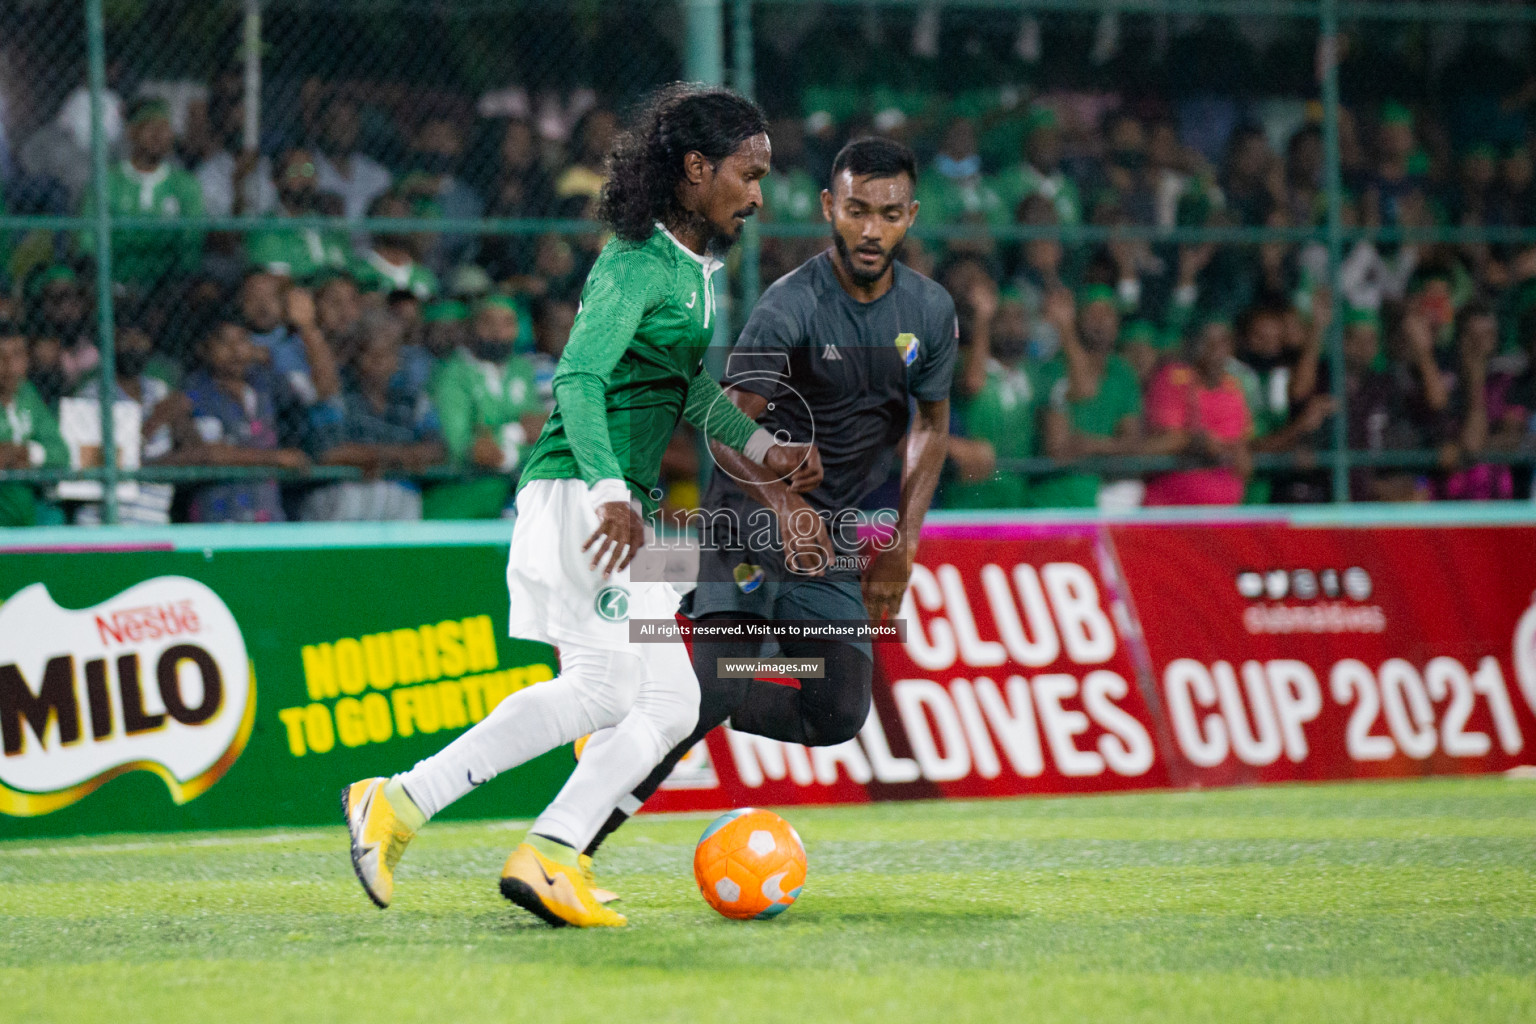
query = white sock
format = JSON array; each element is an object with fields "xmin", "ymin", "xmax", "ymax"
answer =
[
  {"xmin": 531, "ymin": 641, "xmax": 698, "ymax": 851},
  {"xmin": 395, "ymin": 645, "xmax": 642, "ymax": 820}
]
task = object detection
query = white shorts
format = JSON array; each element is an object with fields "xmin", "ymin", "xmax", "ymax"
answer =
[{"xmin": 505, "ymin": 477, "xmax": 682, "ymax": 652}]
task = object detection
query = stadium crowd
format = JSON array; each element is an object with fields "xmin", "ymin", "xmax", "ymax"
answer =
[{"xmin": 2, "ymin": 17, "xmax": 1536, "ymax": 526}]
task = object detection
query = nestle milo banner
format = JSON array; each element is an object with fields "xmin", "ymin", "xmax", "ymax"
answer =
[{"xmin": 0, "ymin": 523, "xmax": 562, "ymax": 839}]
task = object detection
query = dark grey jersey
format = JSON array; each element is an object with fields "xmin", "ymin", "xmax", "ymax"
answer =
[{"xmin": 705, "ymin": 250, "xmax": 957, "ymax": 515}]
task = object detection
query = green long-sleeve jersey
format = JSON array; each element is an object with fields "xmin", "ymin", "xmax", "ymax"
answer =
[
  {"xmin": 518, "ymin": 225, "xmax": 760, "ymax": 513},
  {"xmin": 1, "ymin": 381, "xmax": 68, "ymax": 527},
  {"xmin": 431, "ymin": 349, "xmax": 541, "ymax": 464},
  {"xmin": 80, "ymin": 160, "xmax": 205, "ymax": 287}
]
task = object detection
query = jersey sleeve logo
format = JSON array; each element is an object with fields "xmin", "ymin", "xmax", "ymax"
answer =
[
  {"xmin": 686, "ymin": 291, "xmax": 697, "ymax": 309},
  {"xmin": 733, "ymin": 563, "xmax": 765, "ymax": 593},
  {"xmin": 894, "ymin": 333, "xmax": 920, "ymax": 367}
]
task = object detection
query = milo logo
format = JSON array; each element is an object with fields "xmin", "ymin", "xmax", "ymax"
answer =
[{"xmin": 0, "ymin": 577, "xmax": 254, "ymax": 816}]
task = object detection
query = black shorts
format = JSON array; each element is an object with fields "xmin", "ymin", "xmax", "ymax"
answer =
[{"xmin": 684, "ymin": 541, "xmax": 872, "ymax": 658}]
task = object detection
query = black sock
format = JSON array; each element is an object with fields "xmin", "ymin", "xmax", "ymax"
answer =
[{"xmin": 583, "ymin": 810, "xmax": 629, "ymax": 858}]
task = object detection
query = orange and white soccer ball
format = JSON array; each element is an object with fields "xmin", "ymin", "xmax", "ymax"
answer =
[{"xmin": 693, "ymin": 807, "xmax": 807, "ymax": 920}]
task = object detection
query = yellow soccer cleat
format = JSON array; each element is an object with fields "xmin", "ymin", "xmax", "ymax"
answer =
[
  {"xmin": 580, "ymin": 853, "xmax": 620, "ymax": 905},
  {"xmin": 500, "ymin": 842, "xmax": 627, "ymax": 927},
  {"xmin": 342, "ymin": 777, "xmax": 416, "ymax": 909}
]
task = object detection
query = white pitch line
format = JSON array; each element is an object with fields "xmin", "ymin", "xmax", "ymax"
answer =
[
  {"xmin": 0, "ymin": 809, "xmax": 732, "ymax": 858},
  {"xmin": 0, "ymin": 830, "xmax": 324, "ymax": 857}
]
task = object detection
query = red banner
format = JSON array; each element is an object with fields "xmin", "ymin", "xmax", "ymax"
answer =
[{"xmin": 647, "ymin": 517, "xmax": 1536, "ymax": 813}]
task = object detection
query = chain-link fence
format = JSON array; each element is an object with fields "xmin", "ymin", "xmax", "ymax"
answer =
[{"xmin": 1, "ymin": 1, "xmax": 1535, "ymax": 524}]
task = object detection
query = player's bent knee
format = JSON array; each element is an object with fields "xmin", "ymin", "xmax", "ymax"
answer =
[
  {"xmin": 629, "ymin": 706, "xmax": 693, "ymax": 765},
  {"xmin": 656, "ymin": 704, "xmax": 699, "ymax": 749},
  {"xmin": 809, "ymin": 698, "xmax": 869, "ymax": 746},
  {"xmin": 638, "ymin": 688, "xmax": 699, "ymax": 749},
  {"xmin": 799, "ymin": 646, "xmax": 873, "ymax": 746}
]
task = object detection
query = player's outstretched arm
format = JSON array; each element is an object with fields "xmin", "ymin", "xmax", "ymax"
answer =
[
  {"xmin": 688, "ymin": 376, "xmax": 831, "ymax": 576},
  {"xmin": 682, "ymin": 369, "xmax": 824, "ymax": 490}
]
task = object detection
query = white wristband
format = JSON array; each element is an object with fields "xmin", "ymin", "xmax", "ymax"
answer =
[
  {"xmin": 588, "ymin": 478, "xmax": 631, "ymax": 512},
  {"xmin": 26, "ymin": 441, "xmax": 46, "ymax": 468},
  {"xmin": 743, "ymin": 427, "xmax": 778, "ymax": 466}
]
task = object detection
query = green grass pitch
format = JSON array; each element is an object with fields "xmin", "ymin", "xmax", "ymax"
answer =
[{"xmin": 3, "ymin": 777, "xmax": 1533, "ymax": 1023}]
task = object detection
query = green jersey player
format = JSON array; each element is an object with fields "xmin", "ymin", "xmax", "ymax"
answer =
[{"xmin": 344, "ymin": 85, "xmax": 824, "ymax": 927}]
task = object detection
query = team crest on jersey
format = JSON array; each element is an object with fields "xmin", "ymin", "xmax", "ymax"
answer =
[
  {"xmin": 894, "ymin": 333, "xmax": 919, "ymax": 366},
  {"xmin": 733, "ymin": 563, "xmax": 765, "ymax": 593},
  {"xmin": 594, "ymin": 586, "xmax": 630, "ymax": 622}
]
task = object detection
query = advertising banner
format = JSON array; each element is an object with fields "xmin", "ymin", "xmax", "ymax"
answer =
[
  {"xmin": 0, "ymin": 527, "xmax": 565, "ymax": 839},
  {"xmin": 1112, "ymin": 522, "xmax": 1536, "ymax": 787},
  {"xmin": 645, "ymin": 516, "xmax": 1536, "ymax": 813},
  {"xmin": 3, "ymin": 513, "xmax": 1535, "ymax": 837}
]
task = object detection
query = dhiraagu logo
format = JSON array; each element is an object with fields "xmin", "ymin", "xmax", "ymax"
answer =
[
  {"xmin": 594, "ymin": 586, "xmax": 630, "ymax": 623},
  {"xmin": 894, "ymin": 332, "xmax": 919, "ymax": 367},
  {"xmin": 0, "ymin": 577, "xmax": 255, "ymax": 817}
]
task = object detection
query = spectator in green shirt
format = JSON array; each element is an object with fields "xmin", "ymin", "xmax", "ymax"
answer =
[
  {"xmin": 350, "ymin": 191, "xmax": 439, "ymax": 300},
  {"xmin": 759, "ymin": 116, "xmax": 827, "ymax": 287},
  {"xmin": 0, "ymin": 325, "xmax": 68, "ymax": 526},
  {"xmin": 80, "ymin": 97, "xmax": 205, "ymax": 293},
  {"xmin": 246, "ymin": 148, "xmax": 352, "ymax": 281},
  {"xmin": 422, "ymin": 295, "xmax": 545, "ymax": 519},
  {"xmin": 993, "ymin": 107, "xmax": 1082, "ymax": 227},
  {"xmin": 1118, "ymin": 317, "xmax": 1168, "ymax": 388},
  {"xmin": 1036, "ymin": 285, "xmax": 1146, "ymax": 508},
  {"xmin": 399, "ymin": 297, "xmax": 467, "ymax": 396},
  {"xmin": 947, "ymin": 289, "xmax": 1039, "ymax": 509},
  {"xmin": 762, "ymin": 116, "xmax": 822, "ymax": 223},
  {"xmin": 917, "ymin": 119, "xmax": 1006, "ymax": 233}
]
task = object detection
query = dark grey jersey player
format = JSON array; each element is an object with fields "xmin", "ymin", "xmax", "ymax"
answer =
[
  {"xmin": 689, "ymin": 249, "xmax": 957, "ymax": 644},
  {"xmin": 583, "ymin": 138, "xmax": 956, "ymax": 863}
]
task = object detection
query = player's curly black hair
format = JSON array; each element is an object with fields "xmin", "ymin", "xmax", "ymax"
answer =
[{"xmin": 598, "ymin": 83, "xmax": 767, "ymax": 243}]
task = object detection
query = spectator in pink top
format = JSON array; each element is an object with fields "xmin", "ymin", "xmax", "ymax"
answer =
[{"xmin": 1143, "ymin": 318, "xmax": 1253, "ymax": 506}]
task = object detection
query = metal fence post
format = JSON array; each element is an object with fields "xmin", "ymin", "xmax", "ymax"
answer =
[
  {"xmin": 684, "ymin": 0, "xmax": 725, "ymax": 85},
  {"xmin": 86, "ymin": 0, "xmax": 119, "ymax": 524},
  {"xmin": 732, "ymin": 0, "xmax": 760, "ymax": 329},
  {"xmin": 1320, "ymin": 0, "xmax": 1349, "ymax": 502},
  {"xmin": 686, "ymin": 0, "xmax": 728, "ymax": 484},
  {"xmin": 243, "ymin": 0, "xmax": 262, "ymax": 152}
]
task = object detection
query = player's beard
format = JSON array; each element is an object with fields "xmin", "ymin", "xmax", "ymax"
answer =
[
  {"xmin": 833, "ymin": 231, "xmax": 901, "ymax": 286},
  {"xmin": 674, "ymin": 206, "xmax": 752, "ymax": 256}
]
